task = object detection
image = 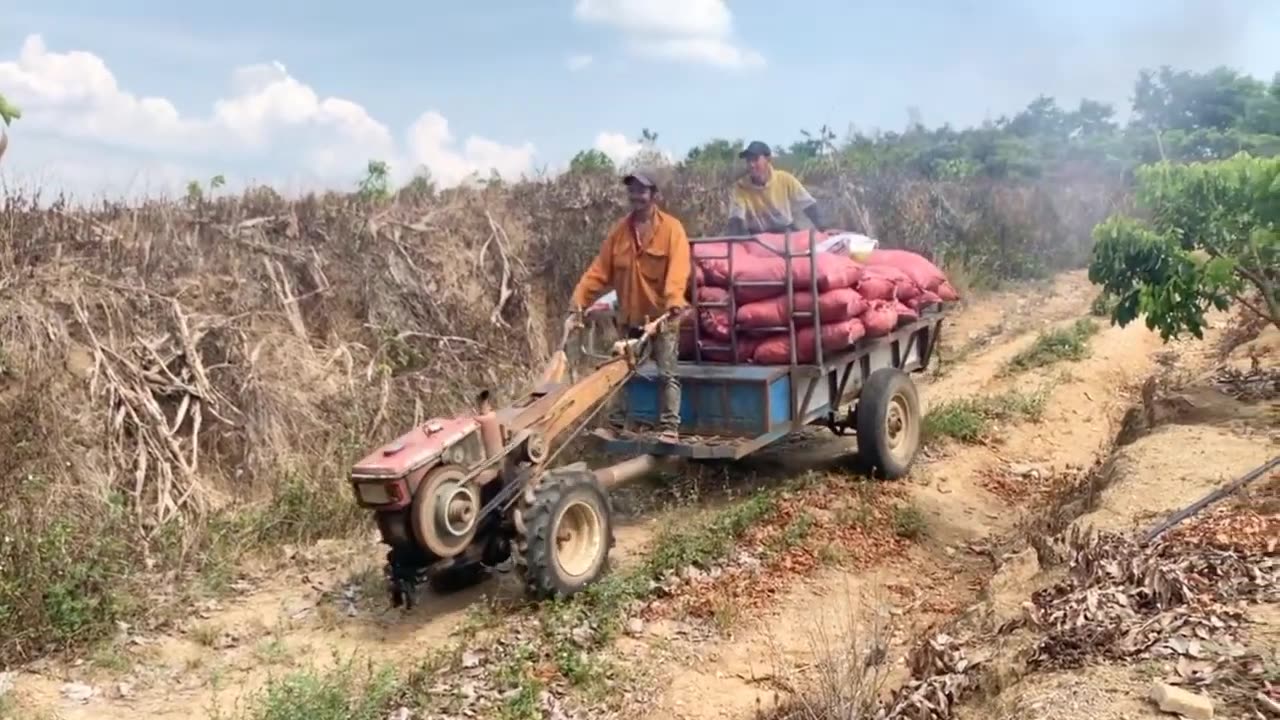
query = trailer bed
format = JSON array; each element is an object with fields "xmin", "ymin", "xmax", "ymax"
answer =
[{"xmin": 597, "ymin": 308, "xmax": 947, "ymax": 459}]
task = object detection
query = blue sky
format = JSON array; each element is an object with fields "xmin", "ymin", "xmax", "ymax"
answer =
[{"xmin": 2, "ymin": 0, "xmax": 1278, "ymax": 197}]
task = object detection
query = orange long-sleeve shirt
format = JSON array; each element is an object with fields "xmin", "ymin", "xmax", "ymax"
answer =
[{"xmin": 571, "ymin": 208, "xmax": 692, "ymax": 326}]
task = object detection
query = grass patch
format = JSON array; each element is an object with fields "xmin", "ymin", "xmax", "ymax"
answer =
[
  {"xmin": 1090, "ymin": 290, "xmax": 1117, "ymax": 318},
  {"xmin": 225, "ymin": 656, "xmax": 398, "ymax": 720},
  {"xmin": 923, "ymin": 388, "xmax": 1049, "ymax": 444},
  {"xmin": 1003, "ymin": 318, "xmax": 1099, "ymax": 375},
  {"xmin": 892, "ymin": 505, "xmax": 928, "ymax": 540}
]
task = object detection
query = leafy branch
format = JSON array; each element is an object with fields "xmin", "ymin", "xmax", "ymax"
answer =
[{"xmin": 1088, "ymin": 152, "xmax": 1280, "ymax": 340}]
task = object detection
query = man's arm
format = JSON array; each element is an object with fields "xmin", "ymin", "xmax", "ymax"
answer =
[
  {"xmin": 570, "ymin": 233, "xmax": 614, "ymax": 310},
  {"xmin": 661, "ymin": 223, "xmax": 692, "ymax": 316},
  {"xmin": 802, "ymin": 203, "xmax": 824, "ymax": 231},
  {"xmin": 785, "ymin": 173, "xmax": 822, "ymax": 230},
  {"xmin": 727, "ymin": 187, "xmax": 750, "ymax": 235}
]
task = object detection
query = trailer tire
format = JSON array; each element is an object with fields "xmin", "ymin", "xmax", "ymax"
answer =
[
  {"xmin": 516, "ymin": 468, "xmax": 615, "ymax": 600},
  {"xmin": 855, "ymin": 368, "xmax": 921, "ymax": 480}
]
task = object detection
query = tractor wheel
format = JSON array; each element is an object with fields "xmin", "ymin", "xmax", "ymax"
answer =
[
  {"xmin": 426, "ymin": 562, "xmax": 489, "ymax": 594},
  {"xmin": 855, "ymin": 368, "xmax": 921, "ymax": 480},
  {"xmin": 514, "ymin": 468, "xmax": 615, "ymax": 600}
]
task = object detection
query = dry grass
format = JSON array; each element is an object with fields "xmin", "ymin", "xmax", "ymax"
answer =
[{"xmin": 0, "ymin": 166, "xmax": 1124, "ymax": 662}]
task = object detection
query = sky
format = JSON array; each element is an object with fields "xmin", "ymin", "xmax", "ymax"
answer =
[{"xmin": 1, "ymin": 0, "xmax": 1278, "ymax": 198}]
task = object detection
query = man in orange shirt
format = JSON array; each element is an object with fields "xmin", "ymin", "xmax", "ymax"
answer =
[{"xmin": 571, "ymin": 172, "xmax": 691, "ymax": 442}]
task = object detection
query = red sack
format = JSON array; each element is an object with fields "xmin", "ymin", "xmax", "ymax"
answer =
[
  {"xmin": 697, "ymin": 249, "xmax": 862, "ymax": 303},
  {"xmin": 752, "ymin": 318, "xmax": 866, "ymax": 365},
  {"xmin": 740, "ymin": 231, "xmax": 830, "ymax": 257},
  {"xmin": 866, "ymin": 249, "xmax": 947, "ymax": 291},
  {"xmin": 858, "ymin": 264, "xmax": 921, "ymax": 302},
  {"xmin": 935, "ymin": 281, "xmax": 959, "ymax": 302},
  {"xmin": 907, "ymin": 289, "xmax": 942, "ymax": 311},
  {"xmin": 699, "ymin": 336, "xmax": 760, "ymax": 363},
  {"xmin": 736, "ymin": 287, "xmax": 867, "ymax": 330},
  {"xmin": 695, "ymin": 286, "xmax": 732, "ymax": 339},
  {"xmin": 861, "ymin": 300, "xmax": 899, "ymax": 338}
]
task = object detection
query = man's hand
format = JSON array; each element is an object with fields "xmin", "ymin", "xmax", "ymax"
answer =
[{"xmin": 565, "ymin": 306, "xmax": 585, "ymax": 331}]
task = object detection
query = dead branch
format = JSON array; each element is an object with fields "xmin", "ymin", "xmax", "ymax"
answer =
[
  {"xmin": 1141, "ymin": 456, "xmax": 1280, "ymax": 545},
  {"xmin": 484, "ymin": 210, "xmax": 515, "ymax": 327}
]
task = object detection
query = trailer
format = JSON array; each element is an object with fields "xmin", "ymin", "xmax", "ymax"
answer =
[{"xmin": 587, "ymin": 231, "xmax": 948, "ymax": 479}]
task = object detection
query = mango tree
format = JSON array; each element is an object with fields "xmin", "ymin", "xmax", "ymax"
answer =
[{"xmin": 1089, "ymin": 152, "xmax": 1280, "ymax": 340}]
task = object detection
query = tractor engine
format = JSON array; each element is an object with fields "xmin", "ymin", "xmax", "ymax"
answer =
[{"xmin": 349, "ymin": 410, "xmax": 506, "ymax": 604}]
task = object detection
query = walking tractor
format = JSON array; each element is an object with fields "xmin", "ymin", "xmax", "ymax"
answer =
[{"xmin": 349, "ymin": 230, "xmax": 950, "ymax": 608}]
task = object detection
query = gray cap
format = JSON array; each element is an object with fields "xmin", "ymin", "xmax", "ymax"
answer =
[
  {"xmin": 738, "ymin": 140, "xmax": 772, "ymax": 158},
  {"xmin": 622, "ymin": 172, "xmax": 657, "ymax": 189}
]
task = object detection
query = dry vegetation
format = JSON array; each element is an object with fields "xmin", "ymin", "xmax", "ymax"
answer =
[{"xmin": 0, "ymin": 165, "xmax": 1125, "ymax": 662}]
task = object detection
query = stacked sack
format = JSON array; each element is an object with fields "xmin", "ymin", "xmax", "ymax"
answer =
[{"xmin": 678, "ymin": 233, "xmax": 960, "ymax": 365}]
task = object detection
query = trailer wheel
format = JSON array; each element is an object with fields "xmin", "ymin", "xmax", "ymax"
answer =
[
  {"xmin": 855, "ymin": 368, "xmax": 921, "ymax": 480},
  {"xmin": 515, "ymin": 468, "xmax": 615, "ymax": 600}
]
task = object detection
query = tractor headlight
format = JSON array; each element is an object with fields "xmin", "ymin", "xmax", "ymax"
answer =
[
  {"xmin": 356, "ymin": 482, "xmax": 393, "ymax": 505},
  {"xmin": 352, "ymin": 479, "xmax": 406, "ymax": 507}
]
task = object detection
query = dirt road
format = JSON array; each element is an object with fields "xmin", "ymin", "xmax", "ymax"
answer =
[{"xmin": 4, "ymin": 270, "xmax": 1211, "ymax": 720}]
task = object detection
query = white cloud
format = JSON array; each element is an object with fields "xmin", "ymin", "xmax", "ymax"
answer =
[
  {"xmin": 566, "ymin": 53, "xmax": 594, "ymax": 71},
  {"xmin": 572, "ymin": 0, "xmax": 762, "ymax": 69},
  {"xmin": 593, "ymin": 131, "xmax": 644, "ymax": 165},
  {"xmin": 407, "ymin": 112, "xmax": 535, "ymax": 187},
  {"xmin": 593, "ymin": 130, "xmax": 673, "ymax": 168},
  {"xmin": 0, "ymin": 34, "xmax": 536, "ymax": 194}
]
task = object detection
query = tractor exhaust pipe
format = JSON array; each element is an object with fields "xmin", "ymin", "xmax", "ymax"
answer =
[{"xmin": 594, "ymin": 454, "xmax": 665, "ymax": 489}]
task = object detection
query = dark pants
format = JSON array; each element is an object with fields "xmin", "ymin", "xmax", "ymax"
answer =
[{"xmin": 608, "ymin": 318, "xmax": 681, "ymax": 433}]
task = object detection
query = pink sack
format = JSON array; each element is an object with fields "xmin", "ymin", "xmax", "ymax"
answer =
[
  {"xmin": 907, "ymin": 289, "xmax": 942, "ymax": 311},
  {"xmin": 861, "ymin": 300, "xmax": 899, "ymax": 338},
  {"xmin": 697, "ymin": 250, "xmax": 863, "ymax": 303},
  {"xmin": 752, "ymin": 318, "xmax": 867, "ymax": 365},
  {"xmin": 935, "ymin": 281, "xmax": 960, "ymax": 302},
  {"xmin": 858, "ymin": 264, "xmax": 921, "ymax": 302},
  {"xmin": 696, "ymin": 286, "xmax": 732, "ymax": 339},
  {"xmin": 737, "ymin": 287, "xmax": 867, "ymax": 330},
  {"xmin": 699, "ymin": 336, "xmax": 760, "ymax": 363},
  {"xmin": 866, "ymin": 249, "xmax": 947, "ymax": 291}
]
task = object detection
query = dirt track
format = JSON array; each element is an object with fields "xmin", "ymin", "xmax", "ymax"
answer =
[{"xmin": 6, "ymin": 270, "xmax": 1272, "ymax": 720}]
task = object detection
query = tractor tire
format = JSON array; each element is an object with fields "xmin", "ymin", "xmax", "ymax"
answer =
[
  {"xmin": 855, "ymin": 368, "xmax": 921, "ymax": 480},
  {"xmin": 426, "ymin": 562, "xmax": 489, "ymax": 594},
  {"xmin": 514, "ymin": 468, "xmax": 615, "ymax": 600}
]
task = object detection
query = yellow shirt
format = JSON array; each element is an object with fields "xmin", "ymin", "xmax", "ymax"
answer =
[
  {"xmin": 728, "ymin": 169, "xmax": 817, "ymax": 233},
  {"xmin": 571, "ymin": 209, "xmax": 692, "ymax": 326}
]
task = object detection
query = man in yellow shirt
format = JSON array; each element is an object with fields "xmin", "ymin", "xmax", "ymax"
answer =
[
  {"xmin": 571, "ymin": 172, "xmax": 691, "ymax": 441},
  {"xmin": 727, "ymin": 141, "xmax": 825, "ymax": 235}
]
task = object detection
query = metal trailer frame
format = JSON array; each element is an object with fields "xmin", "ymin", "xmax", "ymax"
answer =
[{"xmin": 592, "ymin": 229, "xmax": 950, "ymax": 461}]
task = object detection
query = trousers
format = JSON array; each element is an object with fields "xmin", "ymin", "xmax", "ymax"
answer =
[{"xmin": 608, "ymin": 317, "xmax": 681, "ymax": 433}]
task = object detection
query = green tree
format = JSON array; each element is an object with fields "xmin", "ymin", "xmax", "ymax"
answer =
[
  {"xmin": 357, "ymin": 160, "xmax": 392, "ymax": 201},
  {"xmin": 567, "ymin": 149, "xmax": 615, "ymax": 175},
  {"xmin": 1088, "ymin": 152, "xmax": 1280, "ymax": 340},
  {"xmin": 683, "ymin": 138, "xmax": 741, "ymax": 168}
]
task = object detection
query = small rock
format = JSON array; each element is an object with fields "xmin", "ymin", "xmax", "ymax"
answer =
[
  {"xmin": 460, "ymin": 649, "xmax": 483, "ymax": 669},
  {"xmin": 61, "ymin": 682, "xmax": 97, "ymax": 703},
  {"xmin": 116, "ymin": 682, "xmax": 134, "ymax": 699},
  {"xmin": 459, "ymin": 682, "xmax": 478, "ymax": 700},
  {"xmin": 571, "ymin": 624, "xmax": 594, "ymax": 647},
  {"xmin": 944, "ymin": 547, "xmax": 956, "ymax": 557},
  {"xmin": 625, "ymin": 618, "xmax": 645, "ymax": 636},
  {"xmin": 0, "ymin": 671, "xmax": 15, "ymax": 697},
  {"xmin": 1150, "ymin": 683, "xmax": 1214, "ymax": 720},
  {"xmin": 387, "ymin": 707, "xmax": 413, "ymax": 720}
]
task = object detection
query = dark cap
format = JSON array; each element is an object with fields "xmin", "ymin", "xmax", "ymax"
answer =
[
  {"xmin": 738, "ymin": 140, "xmax": 772, "ymax": 159},
  {"xmin": 622, "ymin": 172, "xmax": 657, "ymax": 190}
]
